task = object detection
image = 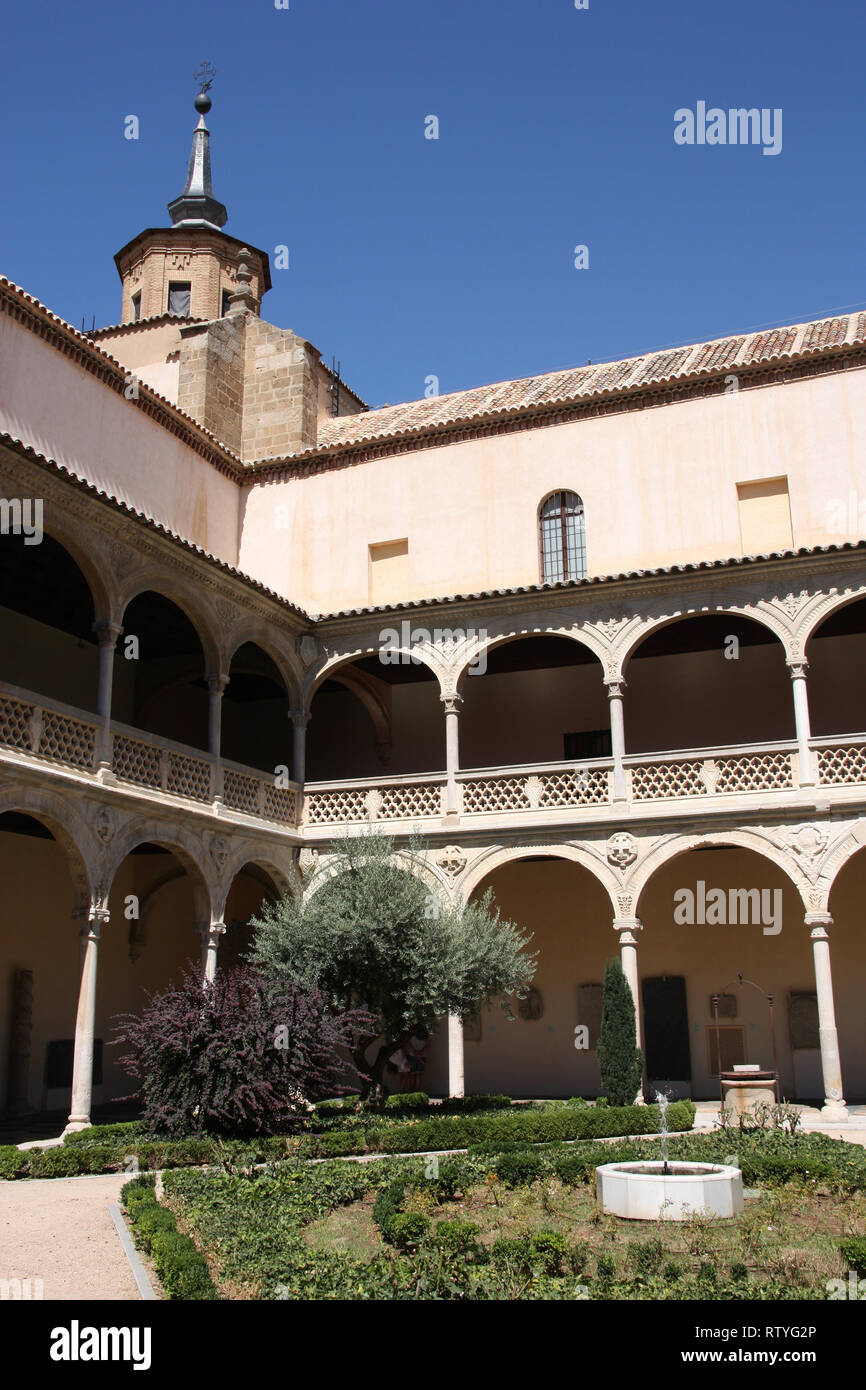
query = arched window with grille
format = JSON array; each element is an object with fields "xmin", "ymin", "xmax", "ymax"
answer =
[{"xmin": 538, "ymin": 491, "xmax": 586, "ymax": 582}]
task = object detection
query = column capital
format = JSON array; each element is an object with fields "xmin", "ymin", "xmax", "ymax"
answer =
[
  {"xmin": 440, "ymin": 692, "xmax": 463, "ymax": 715},
  {"xmin": 92, "ymin": 620, "xmax": 123, "ymax": 647},
  {"xmin": 289, "ymin": 708, "xmax": 311, "ymax": 729},
  {"xmin": 613, "ymin": 916, "xmax": 642, "ymax": 941},
  {"xmin": 787, "ymin": 658, "xmax": 809, "ymax": 679},
  {"xmin": 197, "ymin": 919, "xmax": 226, "ymax": 940},
  {"xmin": 207, "ymin": 673, "xmax": 230, "ymax": 696},
  {"xmin": 605, "ymin": 677, "xmax": 627, "ymax": 698},
  {"xmin": 73, "ymin": 902, "xmax": 109, "ymax": 936},
  {"xmin": 805, "ymin": 911, "xmax": 833, "ymax": 936}
]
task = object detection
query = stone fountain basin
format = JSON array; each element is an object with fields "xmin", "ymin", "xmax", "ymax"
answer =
[{"xmin": 595, "ymin": 1161, "xmax": 744, "ymax": 1221}]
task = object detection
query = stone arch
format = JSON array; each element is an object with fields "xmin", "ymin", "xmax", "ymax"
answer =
[
  {"xmin": 299, "ymin": 840, "xmax": 450, "ymax": 906},
  {"xmin": 306, "ymin": 643, "xmax": 442, "ymax": 708},
  {"xmin": 452, "ymin": 624, "xmax": 607, "ymax": 694},
  {"xmin": 0, "ymin": 784, "xmax": 96, "ymax": 913},
  {"xmin": 629, "ymin": 828, "xmax": 811, "ymax": 916},
  {"xmin": 795, "ymin": 584, "xmax": 866, "ymax": 651},
  {"xmin": 222, "ymin": 628, "xmax": 302, "ymax": 706},
  {"xmin": 117, "ymin": 571, "xmax": 221, "ymax": 674},
  {"xmin": 214, "ymin": 843, "xmax": 294, "ymax": 920},
  {"xmin": 811, "ymin": 819, "xmax": 866, "ymax": 911},
  {"xmin": 619, "ymin": 603, "xmax": 790, "ymax": 677},
  {"xmin": 30, "ymin": 514, "xmax": 114, "ymax": 629},
  {"xmin": 101, "ymin": 818, "xmax": 215, "ymax": 925},
  {"xmin": 305, "ymin": 644, "xmax": 443, "ymax": 779},
  {"xmin": 459, "ymin": 842, "xmax": 620, "ymax": 917}
]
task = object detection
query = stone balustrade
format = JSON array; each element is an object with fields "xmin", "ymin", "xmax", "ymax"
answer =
[
  {"xmin": 0, "ymin": 683, "xmax": 299, "ymax": 829},
  {"xmin": 2, "ymin": 681, "xmax": 865, "ymax": 836}
]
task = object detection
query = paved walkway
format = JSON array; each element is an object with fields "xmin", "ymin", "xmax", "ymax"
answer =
[{"xmin": 0, "ymin": 1173, "xmax": 141, "ymax": 1300}]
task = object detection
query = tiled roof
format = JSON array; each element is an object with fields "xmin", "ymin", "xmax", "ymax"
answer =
[
  {"xmin": 318, "ymin": 542, "xmax": 866, "ymax": 621},
  {"xmin": 88, "ymin": 313, "xmax": 208, "ymax": 338},
  {"xmin": 311, "ymin": 311, "xmax": 866, "ymax": 458}
]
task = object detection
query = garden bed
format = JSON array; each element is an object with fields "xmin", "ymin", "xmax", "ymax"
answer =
[{"xmin": 157, "ymin": 1130, "xmax": 866, "ymax": 1300}]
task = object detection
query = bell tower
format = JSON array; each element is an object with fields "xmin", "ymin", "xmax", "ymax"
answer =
[{"xmin": 111, "ymin": 66, "xmax": 270, "ymax": 326}]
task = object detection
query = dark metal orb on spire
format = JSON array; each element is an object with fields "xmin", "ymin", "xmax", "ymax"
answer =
[
  {"xmin": 194, "ymin": 62, "xmax": 215, "ymax": 116},
  {"xmin": 168, "ymin": 62, "xmax": 227, "ymax": 230}
]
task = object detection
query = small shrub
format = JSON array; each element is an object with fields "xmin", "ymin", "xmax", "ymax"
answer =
[
  {"xmin": 531, "ymin": 1230, "xmax": 569, "ymax": 1276},
  {"xmin": 0, "ymin": 1146, "xmax": 31, "ymax": 1180},
  {"xmin": 627, "ymin": 1238, "xmax": 664, "ymax": 1278},
  {"xmin": 113, "ymin": 963, "xmax": 372, "ymax": 1138},
  {"xmin": 494, "ymin": 1149, "xmax": 543, "ymax": 1185},
  {"xmin": 840, "ymin": 1237, "xmax": 866, "ymax": 1276},
  {"xmin": 595, "ymin": 1253, "xmax": 616, "ymax": 1285},
  {"xmin": 385, "ymin": 1212, "xmax": 430, "ymax": 1250},
  {"xmin": 490, "ymin": 1236, "xmax": 534, "ymax": 1274},
  {"xmin": 431, "ymin": 1219, "xmax": 482, "ymax": 1257}
]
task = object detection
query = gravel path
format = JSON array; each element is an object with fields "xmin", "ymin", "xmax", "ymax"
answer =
[{"xmin": 0, "ymin": 1173, "xmax": 141, "ymax": 1300}]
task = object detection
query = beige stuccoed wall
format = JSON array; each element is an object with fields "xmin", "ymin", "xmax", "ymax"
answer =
[
  {"xmin": 0, "ymin": 313, "xmax": 242, "ymax": 565},
  {"xmin": 238, "ymin": 366, "xmax": 866, "ymax": 611}
]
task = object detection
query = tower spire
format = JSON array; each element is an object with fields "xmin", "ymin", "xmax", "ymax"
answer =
[{"xmin": 167, "ymin": 62, "xmax": 228, "ymax": 230}]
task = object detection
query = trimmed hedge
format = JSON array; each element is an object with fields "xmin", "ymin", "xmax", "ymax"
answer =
[
  {"xmin": 361, "ymin": 1100, "xmax": 695, "ymax": 1156},
  {"xmin": 0, "ymin": 1100, "xmax": 694, "ymax": 1178},
  {"xmin": 121, "ymin": 1175, "xmax": 216, "ymax": 1300}
]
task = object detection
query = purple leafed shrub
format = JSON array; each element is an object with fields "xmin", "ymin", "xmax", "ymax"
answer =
[{"xmin": 113, "ymin": 965, "xmax": 372, "ymax": 1138}]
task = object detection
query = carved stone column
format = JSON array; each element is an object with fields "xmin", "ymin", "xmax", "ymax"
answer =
[
  {"xmin": 805, "ymin": 912, "xmax": 847, "ymax": 1120},
  {"xmin": 65, "ymin": 901, "xmax": 110, "ymax": 1133},
  {"xmin": 605, "ymin": 679, "xmax": 627, "ymax": 802},
  {"xmin": 207, "ymin": 674, "xmax": 228, "ymax": 805},
  {"xmin": 447, "ymin": 1014, "xmax": 465, "ymax": 1098},
  {"xmin": 290, "ymin": 709, "xmax": 310, "ymax": 785},
  {"xmin": 788, "ymin": 659, "xmax": 815, "ymax": 787},
  {"xmin": 207, "ymin": 674, "xmax": 228, "ymax": 757},
  {"xmin": 93, "ymin": 621, "xmax": 122, "ymax": 778},
  {"xmin": 441, "ymin": 693, "xmax": 463, "ymax": 819},
  {"xmin": 198, "ymin": 920, "xmax": 226, "ymax": 982}
]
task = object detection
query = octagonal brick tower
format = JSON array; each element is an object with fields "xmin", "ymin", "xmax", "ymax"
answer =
[{"xmin": 113, "ymin": 87, "xmax": 271, "ymax": 325}]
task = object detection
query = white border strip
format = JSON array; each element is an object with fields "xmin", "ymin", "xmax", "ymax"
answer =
[{"xmin": 108, "ymin": 1202, "xmax": 158, "ymax": 1301}]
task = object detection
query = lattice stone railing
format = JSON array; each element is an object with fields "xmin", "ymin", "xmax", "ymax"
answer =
[
  {"xmin": 459, "ymin": 763, "xmax": 611, "ymax": 815},
  {"xmin": 223, "ymin": 765, "xmax": 299, "ymax": 825},
  {"xmin": 629, "ymin": 746, "xmax": 796, "ymax": 801},
  {"xmin": 0, "ymin": 684, "xmax": 299, "ymax": 828},
  {"xmin": 814, "ymin": 740, "xmax": 866, "ymax": 787},
  {"xmin": 2, "ymin": 679, "xmax": 866, "ymax": 834},
  {"xmin": 0, "ymin": 688, "xmax": 97, "ymax": 771},
  {"xmin": 304, "ymin": 777, "xmax": 445, "ymax": 826}
]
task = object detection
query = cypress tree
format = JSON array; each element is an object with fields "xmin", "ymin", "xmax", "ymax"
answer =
[{"xmin": 596, "ymin": 957, "xmax": 643, "ymax": 1106}]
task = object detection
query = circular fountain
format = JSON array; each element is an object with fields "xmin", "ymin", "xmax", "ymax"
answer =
[
  {"xmin": 595, "ymin": 1159, "xmax": 744, "ymax": 1221},
  {"xmin": 594, "ymin": 1092, "xmax": 744, "ymax": 1221}
]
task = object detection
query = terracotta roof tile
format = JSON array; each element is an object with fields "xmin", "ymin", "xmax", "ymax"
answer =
[{"xmin": 311, "ymin": 311, "xmax": 864, "ymax": 460}]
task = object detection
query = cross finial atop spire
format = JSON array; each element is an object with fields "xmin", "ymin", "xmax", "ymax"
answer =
[
  {"xmin": 167, "ymin": 63, "xmax": 227, "ymax": 229},
  {"xmin": 194, "ymin": 60, "xmax": 216, "ymax": 93}
]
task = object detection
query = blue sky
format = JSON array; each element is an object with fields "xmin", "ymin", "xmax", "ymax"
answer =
[{"xmin": 2, "ymin": 0, "xmax": 864, "ymax": 409}]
